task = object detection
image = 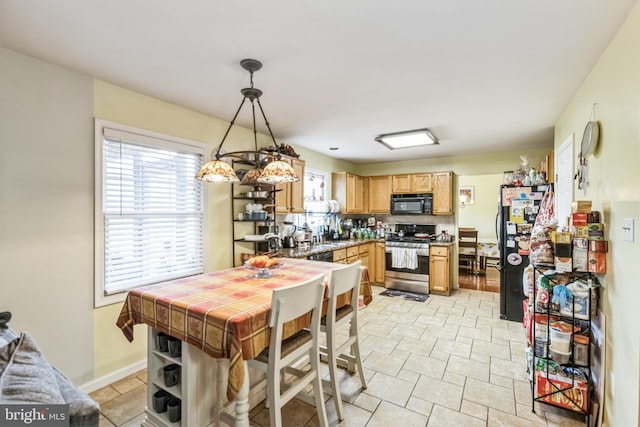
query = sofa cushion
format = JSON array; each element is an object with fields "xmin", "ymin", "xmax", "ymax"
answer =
[
  {"xmin": 0, "ymin": 332, "xmax": 65, "ymax": 404},
  {"xmin": 52, "ymin": 367, "xmax": 100, "ymax": 426}
]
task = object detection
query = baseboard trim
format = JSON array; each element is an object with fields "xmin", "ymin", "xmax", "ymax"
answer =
[{"xmin": 80, "ymin": 359, "xmax": 147, "ymax": 394}]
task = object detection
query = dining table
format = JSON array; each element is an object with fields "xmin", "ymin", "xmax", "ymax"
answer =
[{"xmin": 116, "ymin": 257, "xmax": 372, "ymax": 427}]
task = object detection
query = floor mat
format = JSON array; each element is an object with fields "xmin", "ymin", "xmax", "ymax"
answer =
[{"xmin": 379, "ymin": 289, "xmax": 429, "ymax": 302}]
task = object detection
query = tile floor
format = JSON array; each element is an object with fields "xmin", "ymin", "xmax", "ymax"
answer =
[{"xmin": 92, "ymin": 286, "xmax": 587, "ymax": 426}]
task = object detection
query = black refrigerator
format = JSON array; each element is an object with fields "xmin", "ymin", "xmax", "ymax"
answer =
[{"xmin": 498, "ymin": 184, "xmax": 552, "ymax": 322}]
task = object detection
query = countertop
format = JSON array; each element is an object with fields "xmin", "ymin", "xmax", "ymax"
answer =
[
  {"xmin": 275, "ymin": 239, "xmax": 384, "ymax": 259},
  {"xmin": 275, "ymin": 238, "xmax": 455, "ymax": 259}
]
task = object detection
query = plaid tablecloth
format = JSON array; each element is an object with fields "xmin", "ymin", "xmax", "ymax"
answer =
[{"xmin": 116, "ymin": 258, "xmax": 372, "ymax": 401}]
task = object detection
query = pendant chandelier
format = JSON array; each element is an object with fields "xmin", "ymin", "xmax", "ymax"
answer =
[{"xmin": 195, "ymin": 59, "xmax": 300, "ymax": 184}]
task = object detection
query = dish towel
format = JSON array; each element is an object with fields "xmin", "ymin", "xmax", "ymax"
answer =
[{"xmin": 391, "ymin": 247, "xmax": 419, "ymax": 269}]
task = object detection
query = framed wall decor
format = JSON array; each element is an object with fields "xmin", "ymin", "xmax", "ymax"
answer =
[{"xmin": 459, "ymin": 185, "xmax": 475, "ymax": 206}]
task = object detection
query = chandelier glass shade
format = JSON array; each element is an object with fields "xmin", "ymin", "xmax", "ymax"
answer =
[{"xmin": 195, "ymin": 59, "xmax": 299, "ymax": 184}]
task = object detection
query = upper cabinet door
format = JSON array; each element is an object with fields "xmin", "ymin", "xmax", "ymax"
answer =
[
  {"xmin": 391, "ymin": 173, "xmax": 432, "ymax": 193},
  {"xmin": 332, "ymin": 172, "xmax": 364, "ymax": 214},
  {"xmin": 412, "ymin": 173, "xmax": 433, "ymax": 193},
  {"xmin": 432, "ymin": 171, "xmax": 452, "ymax": 215},
  {"xmin": 274, "ymin": 156, "xmax": 305, "ymax": 213},
  {"xmin": 392, "ymin": 174, "xmax": 411, "ymax": 193},
  {"xmin": 368, "ymin": 175, "xmax": 391, "ymax": 214},
  {"xmin": 289, "ymin": 158, "xmax": 305, "ymax": 213}
]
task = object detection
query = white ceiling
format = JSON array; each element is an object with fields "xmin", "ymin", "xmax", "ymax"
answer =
[{"xmin": 0, "ymin": 0, "xmax": 636, "ymax": 163}]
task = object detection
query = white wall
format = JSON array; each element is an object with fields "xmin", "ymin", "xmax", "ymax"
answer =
[{"xmin": 0, "ymin": 47, "xmax": 95, "ymax": 383}]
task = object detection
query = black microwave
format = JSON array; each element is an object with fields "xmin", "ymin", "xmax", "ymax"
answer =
[{"xmin": 390, "ymin": 193, "xmax": 433, "ymax": 215}]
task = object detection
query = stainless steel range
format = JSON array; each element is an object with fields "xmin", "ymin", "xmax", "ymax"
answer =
[{"xmin": 385, "ymin": 224, "xmax": 437, "ymax": 294}]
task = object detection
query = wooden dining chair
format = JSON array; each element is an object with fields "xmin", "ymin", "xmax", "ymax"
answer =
[
  {"xmin": 319, "ymin": 260, "xmax": 367, "ymax": 421},
  {"xmin": 458, "ymin": 227, "xmax": 479, "ymax": 273},
  {"xmin": 247, "ymin": 274, "xmax": 329, "ymax": 427}
]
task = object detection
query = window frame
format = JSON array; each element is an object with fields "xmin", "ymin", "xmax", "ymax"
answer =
[{"xmin": 94, "ymin": 119, "xmax": 208, "ymax": 307}]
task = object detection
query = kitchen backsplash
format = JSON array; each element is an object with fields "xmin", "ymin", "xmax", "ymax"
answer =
[{"xmin": 276, "ymin": 212, "xmax": 455, "ymax": 240}]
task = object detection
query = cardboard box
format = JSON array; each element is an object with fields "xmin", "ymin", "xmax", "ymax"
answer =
[
  {"xmin": 571, "ymin": 213, "xmax": 588, "ymax": 226},
  {"xmin": 573, "ymin": 238, "xmax": 589, "ymax": 249},
  {"xmin": 571, "ymin": 200, "xmax": 592, "ymax": 213},
  {"xmin": 551, "ymin": 231, "xmax": 572, "ymax": 244},
  {"xmin": 554, "ymin": 256, "xmax": 573, "ymax": 272},
  {"xmin": 572, "ymin": 226, "xmax": 589, "ymax": 238},
  {"xmin": 588, "ymin": 230, "xmax": 605, "ymax": 240},
  {"xmin": 588, "ymin": 251, "xmax": 606, "ymax": 273},
  {"xmin": 572, "ymin": 248, "xmax": 588, "ymax": 272},
  {"xmin": 589, "ymin": 240, "xmax": 608, "ymax": 252},
  {"xmin": 535, "ymin": 370, "xmax": 588, "ymax": 412},
  {"xmin": 560, "ymin": 282, "xmax": 598, "ymax": 320}
]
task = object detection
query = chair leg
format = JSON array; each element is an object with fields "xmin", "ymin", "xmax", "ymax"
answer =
[
  {"xmin": 351, "ymin": 320, "xmax": 367, "ymax": 389},
  {"xmin": 311, "ymin": 350, "xmax": 329, "ymax": 427},
  {"xmin": 267, "ymin": 368, "xmax": 282, "ymax": 427},
  {"xmin": 327, "ymin": 324, "xmax": 345, "ymax": 421}
]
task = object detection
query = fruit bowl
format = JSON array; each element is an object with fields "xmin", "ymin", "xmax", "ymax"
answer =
[{"xmin": 244, "ymin": 256, "xmax": 283, "ymax": 278}]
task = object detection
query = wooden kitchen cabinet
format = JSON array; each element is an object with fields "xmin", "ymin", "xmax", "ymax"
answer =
[
  {"xmin": 332, "ymin": 172, "xmax": 365, "ymax": 214},
  {"xmin": 432, "ymin": 171, "xmax": 453, "ymax": 215},
  {"xmin": 275, "ymin": 156, "xmax": 305, "ymax": 214},
  {"xmin": 373, "ymin": 242, "xmax": 386, "ymax": 284},
  {"xmin": 367, "ymin": 175, "xmax": 392, "ymax": 214},
  {"xmin": 346, "ymin": 245, "xmax": 359, "ymax": 263},
  {"xmin": 429, "ymin": 245, "xmax": 452, "ymax": 295},
  {"xmin": 333, "ymin": 248, "xmax": 347, "ymax": 264},
  {"xmin": 358, "ymin": 243, "xmax": 371, "ymax": 270},
  {"xmin": 392, "ymin": 173, "xmax": 432, "ymax": 193}
]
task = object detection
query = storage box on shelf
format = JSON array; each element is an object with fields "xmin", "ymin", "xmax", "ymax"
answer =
[{"xmin": 527, "ymin": 266, "xmax": 598, "ymax": 420}]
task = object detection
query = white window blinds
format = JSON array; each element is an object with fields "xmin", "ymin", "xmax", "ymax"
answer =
[{"xmin": 101, "ymin": 127, "xmax": 205, "ymax": 296}]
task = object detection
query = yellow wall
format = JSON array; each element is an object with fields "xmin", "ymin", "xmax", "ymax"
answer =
[
  {"xmin": 92, "ymin": 80, "xmax": 355, "ymax": 378},
  {"xmin": 355, "ymin": 148, "xmax": 551, "ymax": 177},
  {"xmin": 458, "ymin": 174, "xmax": 503, "ymax": 242},
  {"xmin": 554, "ymin": 3, "xmax": 640, "ymax": 425}
]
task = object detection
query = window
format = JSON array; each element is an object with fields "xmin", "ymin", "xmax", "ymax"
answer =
[
  {"xmin": 95, "ymin": 120, "xmax": 207, "ymax": 307},
  {"xmin": 303, "ymin": 168, "xmax": 330, "ymax": 213}
]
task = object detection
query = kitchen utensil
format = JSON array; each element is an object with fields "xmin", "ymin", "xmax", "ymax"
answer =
[
  {"xmin": 282, "ymin": 236, "xmax": 295, "ymax": 248},
  {"xmin": 244, "ymin": 234, "xmax": 267, "ymax": 241},
  {"xmin": 244, "ymin": 211, "xmax": 267, "ymax": 220},
  {"xmin": 245, "ymin": 203, "xmax": 263, "ymax": 212},
  {"xmin": 581, "ymin": 121, "xmax": 599, "ymax": 157},
  {"xmin": 294, "ymin": 230, "xmax": 313, "ymax": 243},
  {"xmin": 246, "ymin": 190, "xmax": 269, "ymax": 198}
]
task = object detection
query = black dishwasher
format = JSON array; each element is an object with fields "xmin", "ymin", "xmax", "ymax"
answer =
[{"xmin": 307, "ymin": 251, "xmax": 333, "ymax": 262}]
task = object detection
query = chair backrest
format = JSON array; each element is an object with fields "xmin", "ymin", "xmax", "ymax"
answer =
[
  {"xmin": 459, "ymin": 228, "xmax": 478, "ymax": 248},
  {"xmin": 267, "ymin": 274, "xmax": 325, "ymax": 358},
  {"xmin": 327, "ymin": 260, "xmax": 362, "ymax": 312}
]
